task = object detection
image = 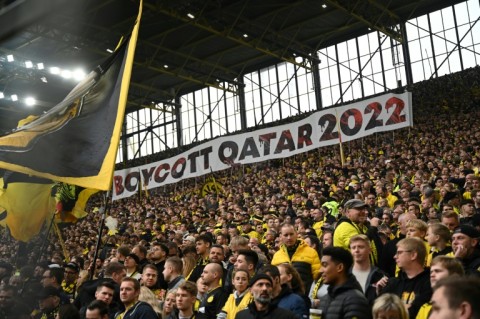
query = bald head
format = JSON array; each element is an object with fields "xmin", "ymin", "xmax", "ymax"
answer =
[
  {"xmin": 201, "ymin": 262, "xmax": 224, "ymax": 288},
  {"xmin": 398, "ymin": 212, "xmax": 416, "ymax": 234}
]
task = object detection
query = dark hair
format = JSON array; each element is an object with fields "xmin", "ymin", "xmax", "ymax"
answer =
[
  {"xmin": 49, "ymin": 267, "xmax": 64, "ymax": 284},
  {"xmin": 57, "ymin": 304, "xmax": 80, "ymax": 319},
  {"xmin": 259, "ymin": 264, "xmax": 280, "ymax": 278},
  {"xmin": 96, "ymin": 281, "xmax": 116, "ymax": 292},
  {"xmin": 117, "ymin": 245, "xmax": 131, "ymax": 257},
  {"xmin": 434, "ymin": 276, "xmax": 480, "ymax": 319},
  {"xmin": 142, "ymin": 264, "xmax": 158, "ymax": 274},
  {"xmin": 196, "ymin": 234, "xmax": 213, "ymax": 247},
  {"xmin": 211, "ymin": 244, "xmax": 224, "ymax": 252},
  {"xmin": 133, "ymin": 245, "xmax": 148, "ymax": 258},
  {"xmin": 121, "ymin": 277, "xmax": 140, "ymax": 291},
  {"xmin": 237, "ymin": 250, "xmax": 259, "ymax": 268},
  {"xmin": 104, "ymin": 262, "xmax": 126, "ymax": 277},
  {"xmin": 86, "ymin": 300, "xmax": 109, "ymax": 317},
  {"xmin": 322, "ymin": 246, "xmax": 353, "ymax": 273},
  {"xmin": 305, "ymin": 235, "xmax": 322, "ymax": 257},
  {"xmin": 152, "ymin": 242, "xmax": 169, "ymax": 255}
]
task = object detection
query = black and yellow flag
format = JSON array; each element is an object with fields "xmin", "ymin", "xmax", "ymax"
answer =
[
  {"xmin": 0, "ymin": 1, "xmax": 142, "ymax": 191},
  {"xmin": 0, "ymin": 172, "xmax": 55, "ymax": 242}
]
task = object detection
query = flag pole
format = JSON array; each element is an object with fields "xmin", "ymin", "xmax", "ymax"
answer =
[
  {"xmin": 89, "ymin": 191, "xmax": 108, "ymax": 280},
  {"xmin": 37, "ymin": 211, "xmax": 56, "ymax": 262}
]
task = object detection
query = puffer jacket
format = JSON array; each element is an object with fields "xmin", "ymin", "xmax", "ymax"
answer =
[
  {"xmin": 271, "ymin": 239, "xmax": 321, "ymax": 290},
  {"xmin": 319, "ymin": 274, "xmax": 372, "ymax": 319}
]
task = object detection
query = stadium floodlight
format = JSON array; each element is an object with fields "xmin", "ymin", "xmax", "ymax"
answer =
[
  {"xmin": 322, "ymin": 4, "xmax": 327, "ymax": 9},
  {"xmin": 25, "ymin": 61, "xmax": 33, "ymax": 68},
  {"xmin": 73, "ymin": 68, "xmax": 86, "ymax": 81},
  {"xmin": 25, "ymin": 97, "xmax": 35, "ymax": 106},
  {"xmin": 106, "ymin": 48, "xmax": 114, "ymax": 53},
  {"xmin": 37, "ymin": 63, "xmax": 44, "ymax": 70},
  {"xmin": 6, "ymin": 55, "xmax": 14, "ymax": 62},
  {"xmin": 50, "ymin": 67, "xmax": 61, "ymax": 74},
  {"xmin": 243, "ymin": 34, "xmax": 248, "ymax": 38},
  {"xmin": 0, "ymin": 92, "xmax": 4, "ymax": 99},
  {"xmin": 61, "ymin": 69, "xmax": 72, "ymax": 79},
  {"xmin": 187, "ymin": 13, "xmax": 195, "ymax": 19},
  {"xmin": 11, "ymin": 94, "xmax": 18, "ymax": 101},
  {"xmin": 164, "ymin": 64, "xmax": 169, "ymax": 69}
]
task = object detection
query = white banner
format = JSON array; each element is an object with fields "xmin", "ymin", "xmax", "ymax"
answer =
[{"xmin": 113, "ymin": 92, "xmax": 412, "ymax": 200}]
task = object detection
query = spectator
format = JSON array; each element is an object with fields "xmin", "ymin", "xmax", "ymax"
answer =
[
  {"xmin": 219, "ymin": 269, "xmax": 252, "ymax": 319},
  {"xmin": 235, "ymin": 273, "xmax": 296, "ymax": 319},
  {"xmin": 379, "ymin": 238, "xmax": 432, "ymax": 319},
  {"xmin": 429, "ymin": 276, "xmax": 480, "ymax": 319},
  {"xmin": 372, "ymin": 293, "xmax": 408, "ymax": 319},
  {"xmin": 452, "ymin": 225, "xmax": 480, "ymax": 275},
  {"xmin": 271, "ymin": 224, "xmax": 320, "ymax": 291},
  {"xmin": 319, "ymin": 246, "xmax": 371, "ymax": 319},
  {"xmin": 114, "ymin": 278, "xmax": 158, "ymax": 319}
]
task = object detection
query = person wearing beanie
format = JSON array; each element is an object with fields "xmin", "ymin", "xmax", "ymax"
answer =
[
  {"xmin": 125, "ymin": 254, "xmax": 141, "ymax": 280},
  {"xmin": 452, "ymin": 225, "xmax": 480, "ymax": 275},
  {"xmin": 235, "ymin": 274, "xmax": 297, "ymax": 319}
]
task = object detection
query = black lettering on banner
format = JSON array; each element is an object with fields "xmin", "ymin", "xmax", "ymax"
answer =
[
  {"xmin": 141, "ymin": 167, "xmax": 155, "ymax": 186},
  {"xmin": 125, "ymin": 171, "xmax": 140, "ymax": 192},
  {"xmin": 218, "ymin": 141, "xmax": 238, "ymax": 164},
  {"xmin": 364, "ymin": 102, "xmax": 383, "ymax": 130},
  {"xmin": 113, "ymin": 176, "xmax": 124, "ymax": 195},
  {"xmin": 187, "ymin": 151, "xmax": 200, "ymax": 173},
  {"xmin": 154, "ymin": 163, "xmax": 170, "ymax": 183},
  {"xmin": 239, "ymin": 137, "xmax": 261, "ymax": 160},
  {"xmin": 259, "ymin": 133, "xmax": 277, "ymax": 156},
  {"xmin": 297, "ymin": 124, "xmax": 313, "ymax": 149},
  {"xmin": 200, "ymin": 146, "xmax": 213, "ymax": 170},
  {"xmin": 318, "ymin": 114, "xmax": 338, "ymax": 141},
  {"xmin": 385, "ymin": 97, "xmax": 406, "ymax": 125},
  {"xmin": 171, "ymin": 158, "xmax": 187, "ymax": 179},
  {"xmin": 274, "ymin": 130, "xmax": 295, "ymax": 154},
  {"xmin": 340, "ymin": 108, "xmax": 362, "ymax": 136}
]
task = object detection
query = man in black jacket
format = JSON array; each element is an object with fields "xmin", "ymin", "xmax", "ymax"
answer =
[
  {"xmin": 379, "ymin": 237, "xmax": 432, "ymax": 319},
  {"xmin": 114, "ymin": 278, "xmax": 158, "ymax": 319},
  {"xmin": 319, "ymin": 246, "xmax": 371, "ymax": 319},
  {"xmin": 235, "ymin": 274, "xmax": 296, "ymax": 319}
]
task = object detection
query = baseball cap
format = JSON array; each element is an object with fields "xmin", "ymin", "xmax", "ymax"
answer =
[
  {"xmin": 453, "ymin": 225, "xmax": 480, "ymax": 238},
  {"xmin": 344, "ymin": 199, "xmax": 368, "ymax": 209}
]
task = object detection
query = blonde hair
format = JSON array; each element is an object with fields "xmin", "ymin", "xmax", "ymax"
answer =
[
  {"xmin": 349, "ymin": 234, "xmax": 371, "ymax": 248},
  {"xmin": 161, "ymin": 289, "xmax": 177, "ymax": 318},
  {"xmin": 182, "ymin": 255, "xmax": 197, "ymax": 278},
  {"xmin": 138, "ymin": 286, "xmax": 161, "ymax": 314},
  {"xmin": 372, "ymin": 293, "xmax": 409, "ymax": 319},
  {"xmin": 397, "ymin": 237, "xmax": 427, "ymax": 265},
  {"xmin": 406, "ymin": 219, "xmax": 428, "ymax": 233}
]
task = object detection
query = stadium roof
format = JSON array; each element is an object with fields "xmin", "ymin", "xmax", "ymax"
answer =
[{"xmin": 0, "ymin": 0, "xmax": 464, "ymax": 131}]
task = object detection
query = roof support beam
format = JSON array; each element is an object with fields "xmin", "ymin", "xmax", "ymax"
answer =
[{"xmin": 324, "ymin": 0, "xmax": 402, "ymax": 42}]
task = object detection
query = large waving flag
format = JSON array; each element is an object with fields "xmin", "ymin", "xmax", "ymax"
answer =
[
  {"xmin": 0, "ymin": 1, "xmax": 142, "ymax": 191},
  {"xmin": 0, "ymin": 172, "xmax": 55, "ymax": 242}
]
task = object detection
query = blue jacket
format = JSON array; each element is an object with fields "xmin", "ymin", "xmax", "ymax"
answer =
[
  {"xmin": 273, "ymin": 284, "xmax": 306, "ymax": 319},
  {"xmin": 114, "ymin": 301, "xmax": 159, "ymax": 319}
]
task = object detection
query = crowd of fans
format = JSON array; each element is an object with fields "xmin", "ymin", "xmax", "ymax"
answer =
[{"xmin": 0, "ymin": 66, "xmax": 480, "ymax": 319}]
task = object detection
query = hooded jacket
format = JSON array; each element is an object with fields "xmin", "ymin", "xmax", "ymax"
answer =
[
  {"xmin": 319, "ymin": 274, "xmax": 372, "ymax": 319},
  {"xmin": 381, "ymin": 269, "xmax": 432, "ymax": 319}
]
